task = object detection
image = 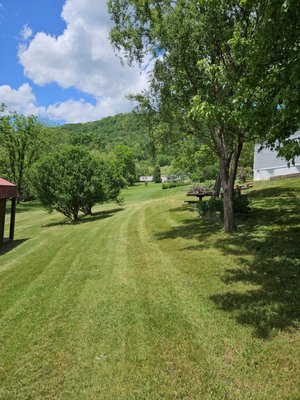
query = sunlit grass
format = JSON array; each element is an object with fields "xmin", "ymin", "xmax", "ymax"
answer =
[{"xmin": 0, "ymin": 178, "xmax": 299, "ymax": 399}]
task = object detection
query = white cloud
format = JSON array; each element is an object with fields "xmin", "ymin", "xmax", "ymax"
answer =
[
  {"xmin": 18, "ymin": 0, "xmax": 149, "ymax": 119},
  {"xmin": 20, "ymin": 24, "xmax": 33, "ymax": 41},
  {"xmin": 0, "ymin": 83, "xmax": 137, "ymax": 123},
  {"xmin": 0, "ymin": 84, "xmax": 44, "ymax": 116},
  {"xmin": 45, "ymin": 96, "xmax": 133, "ymax": 123}
]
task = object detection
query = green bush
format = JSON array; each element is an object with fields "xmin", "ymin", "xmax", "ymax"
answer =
[
  {"xmin": 197, "ymin": 193, "xmax": 250, "ymax": 217},
  {"xmin": 197, "ymin": 197, "xmax": 223, "ymax": 216},
  {"xmin": 193, "ymin": 180, "xmax": 215, "ymax": 191},
  {"xmin": 233, "ymin": 192, "xmax": 250, "ymax": 214},
  {"xmin": 236, "ymin": 166, "xmax": 253, "ymax": 183},
  {"xmin": 30, "ymin": 146, "xmax": 122, "ymax": 221},
  {"xmin": 153, "ymin": 165, "xmax": 162, "ymax": 183},
  {"xmin": 162, "ymin": 181, "xmax": 187, "ymax": 189}
]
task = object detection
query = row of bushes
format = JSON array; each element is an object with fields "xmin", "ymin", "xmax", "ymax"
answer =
[
  {"xmin": 192, "ymin": 180, "xmax": 216, "ymax": 191},
  {"xmin": 161, "ymin": 181, "xmax": 188, "ymax": 189}
]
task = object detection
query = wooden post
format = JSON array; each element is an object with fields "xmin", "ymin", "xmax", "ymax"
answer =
[
  {"xmin": 0, "ymin": 198, "xmax": 6, "ymax": 245},
  {"xmin": 9, "ymin": 197, "xmax": 16, "ymax": 240}
]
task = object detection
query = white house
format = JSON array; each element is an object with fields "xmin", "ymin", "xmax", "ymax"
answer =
[
  {"xmin": 253, "ymin": 132, "xmax": 300, "ymax": 180},
  {"xmin": 161, "ymin": 175, "xmax": 171, "ymax": 183},
  {"xmin": 139, "ymin": 176, "xmax": 153, "ymax": 182}
]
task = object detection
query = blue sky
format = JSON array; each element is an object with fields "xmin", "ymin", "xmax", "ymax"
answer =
[{"xmin": 0, "ymin": 0, "xmax": 148, "ymax": 123}]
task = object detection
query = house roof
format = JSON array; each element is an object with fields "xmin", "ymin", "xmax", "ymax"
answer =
[{"xmin": 0, "ymin": 178, "xmax": 19, "ymax": 199}]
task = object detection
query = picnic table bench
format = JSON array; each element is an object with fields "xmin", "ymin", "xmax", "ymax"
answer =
[
  {"xmin": 185, "ymin": 189, "xmax": 216, "ymax": 202},
  {"xmin": 184, "ymin": 183, "xmax": 253, "ymax": 204},
  {"xmin": 184, "ymin": 199, "xmax": 200, "ymax": 204},
  {"xmin": 235, "ymin": 183, "xmax": 253, "ymax": 191}
]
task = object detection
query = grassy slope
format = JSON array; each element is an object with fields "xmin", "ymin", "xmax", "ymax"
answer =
[{"xmin": 0, "ymin": 180, "xmax": 299, "ymax": 400}]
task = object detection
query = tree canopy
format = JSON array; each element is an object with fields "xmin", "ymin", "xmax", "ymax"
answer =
[{"xmin": 30, "ymin": 146, "xmax": 122, "ymax": 221}]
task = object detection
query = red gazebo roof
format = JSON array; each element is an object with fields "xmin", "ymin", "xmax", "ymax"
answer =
[{"xmin": 0, "ymin": 178, "xmax": 19, "ymax": 199}]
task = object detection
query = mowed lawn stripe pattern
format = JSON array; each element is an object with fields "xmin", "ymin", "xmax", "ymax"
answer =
[{"xmin": 0, "ymin": 184, "xmax": 300, "ymax": 399}]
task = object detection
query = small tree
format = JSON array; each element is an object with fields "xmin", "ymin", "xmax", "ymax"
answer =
[
  {"xmin": 153, "ymin": 165, "xmax": 162, "ymax": 183},
  {"xmin": 30, "ymin": 146, "xmax": 121, "ymax": 221},
  {"xmin": 114, "ymin": 144, "xmax": 136, "ymax": 186}
]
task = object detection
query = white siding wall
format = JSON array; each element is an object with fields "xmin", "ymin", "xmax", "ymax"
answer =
[
  {"xmin": 254, "ymin": 164, "xmax": 300, "ymax": 180},
  {"xmin": 161, "ymin": 175, "xmax": 171, "ymax": 182},
  {"xmin": 253, "ymin": 132, "xmax": 300, "ymax": 180}
]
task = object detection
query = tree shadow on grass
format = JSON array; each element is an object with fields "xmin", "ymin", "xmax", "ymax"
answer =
[
  {"xmin": 211, "ymin": 222, "xmax": 300, "ymax": 339},
  {"xmin": 159, "ymin": 184, "xmax": 300, "ymax": 338},
  {"xmin": 248, "ymin": 185, "xmax": 299, "ymax": 201},
  {"xmin": 43, "ymin": 208, "xmax": 124, "ymax": 227},
  {"xmin": 214, "ymin": 185, "xmax": 300, "ymax": 338},
  {"xmin": 0, "ymin": 239, "xmax": 29, "ymax": 256}
]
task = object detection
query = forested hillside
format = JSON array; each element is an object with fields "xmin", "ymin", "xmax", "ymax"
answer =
[
  {"xmin": 57, "ymin": 111, "xmax": 254, "ymax": 182},
  {"xmin": 58, "ymin": 112, "xmax": 155, "ymax": 162},
  {"xmin": 0, "ymin": 109, "xmax": 254, "ymax": 201}
]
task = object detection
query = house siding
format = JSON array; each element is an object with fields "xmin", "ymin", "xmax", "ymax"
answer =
[
  {"xmin": 253, "ymin": 132, "xmax": 300, "ymax": 180},
  {"xmin": 139, "ymin": 176, "xmax": 153, "ymax": 182}
]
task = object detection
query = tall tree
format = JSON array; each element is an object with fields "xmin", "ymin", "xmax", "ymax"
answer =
[
  {"xmin": 153, "ymin": 165, "xmax": 162, "ymax": 183},
  {"xmin": 0, "ymin": 105, "xmax": 46, "ymax": 198},
  {"xmin": 114, "ymin": 144, "xmax": 137, "ymax": 185},
  {"xmin": 108, "ymin": 0, "xmax": 300, "ymax": 232}
]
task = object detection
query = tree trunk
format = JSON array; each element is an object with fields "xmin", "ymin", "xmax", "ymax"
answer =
[
  {"xmin": 218, "ymin": 138, "xmax": 243, "ymax": 233},
  {"xmin": 212, "ymin": 127, "xmax": 244, "ymax": 233},
  {"xmin": 72, "ymin": 209, "xmax": 79, "ymax": 221},
  {"xmin": 213, "ymin": 171, "xmax": 221, "ymax": 197},
  {"xmin": 220, "ymin": 161, "xmax": 235, "ymax": 233},
  {"xmin": 222, "ymin": 178, "xmax": 235, "ymax": 232}
]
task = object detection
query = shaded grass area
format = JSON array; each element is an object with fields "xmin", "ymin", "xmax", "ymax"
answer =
[
  {"xmin": 0, "ymin": 179, "xmax": 299, "ymax": 399},
  {"xmin": 158, "ymin": 179, "xmax": 300, "ymax": 339}
]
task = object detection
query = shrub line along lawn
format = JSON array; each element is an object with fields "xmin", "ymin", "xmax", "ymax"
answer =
[{"xmin": 0, "ymin": 181, "xmax": 299, "ymax": 399}]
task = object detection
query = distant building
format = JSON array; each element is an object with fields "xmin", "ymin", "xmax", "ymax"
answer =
[
  {"xmin": 139, "ymin": 176, "xmax": 153, "ymax": 182},
  {"xmin": 161, "ymin": 175, "xmax": 172, "ymax": 183},
  {"xmin": 253, "ymin": 132, "xmax": 300, "ymax": 180}
]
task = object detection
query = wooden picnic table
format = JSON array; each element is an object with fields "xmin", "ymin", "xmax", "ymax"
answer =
[
  {"xmin": 184, "ymin": 183, "xmax": 253, "ymax": 204},
  {"xmin": 185, "ymin": 190, "xmax": 216, "ymax": 202}
]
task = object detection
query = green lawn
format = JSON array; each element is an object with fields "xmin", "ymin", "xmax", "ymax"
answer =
[
  {"xmin": 0, "ymin": 180, "xmax": 299, "ymax": 399},
  {"xmin": 120, "ymin": 182, "xmax": 191, "ymax": 203}
]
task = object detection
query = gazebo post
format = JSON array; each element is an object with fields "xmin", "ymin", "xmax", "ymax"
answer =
[
  {"xmin": 9, "ymin": 197, "xmax": 16, "ymax": 240},
  {"xmin": 0, "ymin": 198, "xmax": 6, "ymax": 245},
  {"xmin": 0, "ymin": 178, "xmax": 19, "ymax": 245}
]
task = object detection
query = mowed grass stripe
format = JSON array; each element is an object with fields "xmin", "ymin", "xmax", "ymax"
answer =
[
  {"xmin": 135, "ymin": 199, "xmax": 241, "ymax": 398},
  {"xmin": 33, "ymin": 203, "xmax": 152, "ymax": 400},
  {"xmin": 0, "ymin": 205, "xmax": 134, "ymax": 399},
  {"xmin": 126, "ymin": 201, "xmax": 214, "ymax": 399}
]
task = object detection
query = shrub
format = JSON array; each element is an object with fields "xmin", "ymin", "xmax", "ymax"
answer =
[
  {"xmin": 197, "ymin": 197, "xmax": 223, "ymax": 216},
  {"xmin": 153, "ymin": 165, "xmax": 162, "ymax": 183},
  {"xmin": 233, "ymin": 191, "xmax": 250, "ymax": 214},
  {"xmin": 162, "ymin": 181, "xmax": 187, "ymax": 189},
  {"xmin": 236, "ymin": 166, "xmax": 253, "ymax": 183},
  {"xmin": 197, "ymin": 193, "xmax": 250, "ymax": 217},
  {"xmin": 193, "ymin": 180, "xmax": 215, "ymax": 191}
]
